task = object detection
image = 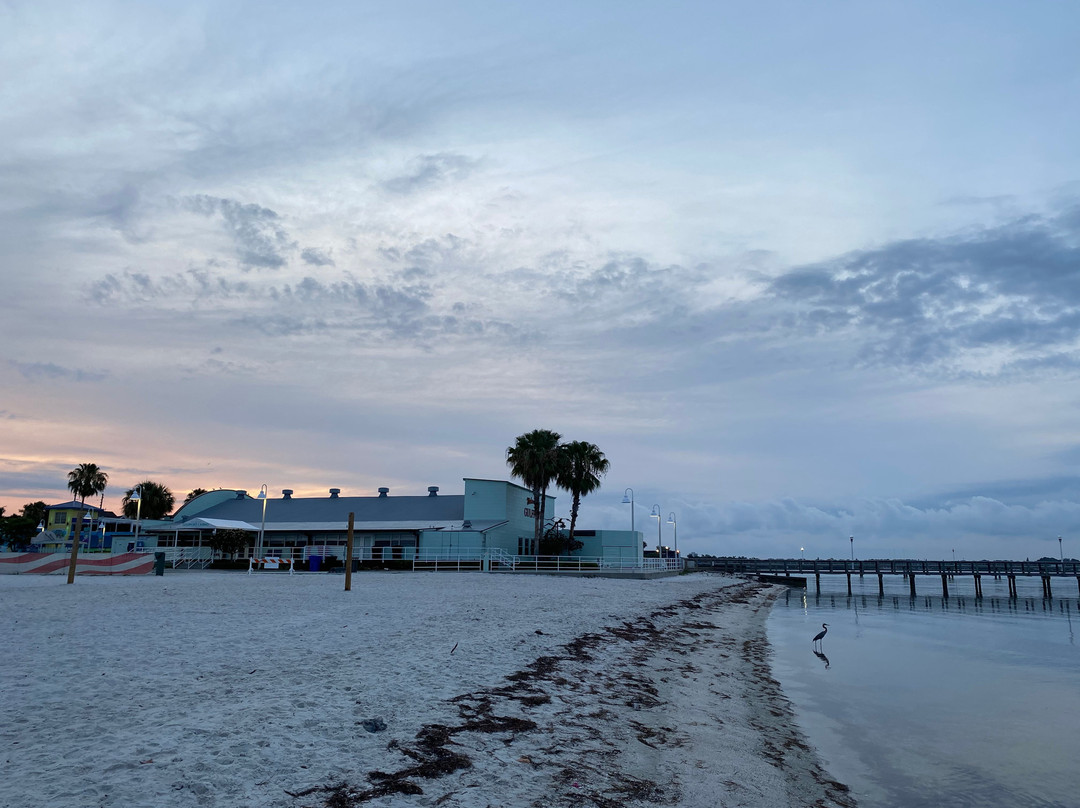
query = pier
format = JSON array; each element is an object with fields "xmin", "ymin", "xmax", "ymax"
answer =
[{"xmin": 693, "ymin": 557, "xmax": 1080, "ymax": 598}]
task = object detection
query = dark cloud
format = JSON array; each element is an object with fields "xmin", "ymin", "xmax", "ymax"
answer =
[
  {"xmin": 88, "ymin": 268, "xmax": 520, "ymax": 346},
  {"xmin": 90, "ymin": 268, "xmax": 255, "ymax": 303},
  {"xmin": 184, "ymin": 195, "xmax": 296, "ymax": 268},
  {"xmin": 300, "ymin": 247, "xmax": 335, "ymax": 267},
  {"xmin": 381, "ymin": 153, "xmax": 478, "ymax": 195},
  {"xmin": 10, "ymin": 361, "xmax": 108, "ymax": 383},
  {"xmin": 769, "ymin": 203, "xmax": 1080, "ymax": 373}
]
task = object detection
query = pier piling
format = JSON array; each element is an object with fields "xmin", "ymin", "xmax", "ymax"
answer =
[
  {"xmin": 846, "ymin": 572, "xmax": 852, "ymax": 596},
  {"xmin": 941, "ymin": 573, "xmax": 949, "ymax": 599},
  {"xmin": 973, "ymin": 573, "xmax": 982, "ymax": 599},
  {"xmin": 877, "ymin": 572, "xmax": 884, "ymax": 596},
  {"xmin": 1008, "ymin": 574, "xmax": 1017, "ymax": 598}
]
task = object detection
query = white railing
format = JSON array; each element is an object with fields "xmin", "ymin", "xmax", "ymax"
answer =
[
  {"xmin": 170, "ymin": 546, "xmax": 215, "ymax": 569},
  {"xmin": 257, "ymin": 545, "xmax": 682, "ymax": 574}
]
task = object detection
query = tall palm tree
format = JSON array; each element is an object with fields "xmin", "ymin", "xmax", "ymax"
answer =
[
  {"xmin": 506, "ymin": 429, "xmax": 562, "ymax": 553},
  {"xmin": 122, "ymin": 480, "xmax": 175, "ymax": 520},
  {"xmin": 555, "ymin": 441, "xmax": 610, "ymax": 546},
  {"xmin": 67, "ymin": 463, "xmax": 109, "ymax": 506}
]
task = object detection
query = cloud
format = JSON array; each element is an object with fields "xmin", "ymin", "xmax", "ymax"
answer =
[
  {"xmin": 768, "ymin": 203, "xmax": 1080, "ymax": 375},
  {"xmin": 9, "ymin": 361, "xmax": 108, "ymax": 383},
  {"xmin": 381, "ymin": 153, "xmax": 479, "ymax": 195},
  {"xmin": 300, "ymin": 247, "xmax": 335, "ymax": 267},
  {"xmin": 583, "ymin": 490, "xmax": 1080, "ymax": 559},
  {"xmin": 183, "ymin": 195, "xmax": 297, "ymax": 268}
]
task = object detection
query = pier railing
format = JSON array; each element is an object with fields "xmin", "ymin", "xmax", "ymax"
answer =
[
  {"xmin": 694, "ymin": 557, "xmax": 1080, "ymax": 598},
  {"xmin": 694, "ymin": 557, "xmax": 1080, "ymax": 576}
]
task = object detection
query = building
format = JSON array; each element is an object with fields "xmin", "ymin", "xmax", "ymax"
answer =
[
  {"xmin": 39, "ymin": 501, "xmax": 136, "ymax": 551},
  {"xmin": 138, "ymin": 479, "xmax": 643, "ymax": 566}
]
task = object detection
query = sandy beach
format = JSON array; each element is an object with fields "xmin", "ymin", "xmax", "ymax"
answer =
[{"xmin": 0, "ymin": 571, "xmax": 853, "ymax": 808}]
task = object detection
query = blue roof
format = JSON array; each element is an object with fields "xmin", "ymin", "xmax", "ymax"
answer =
[{"xmin": 171, "ymin": 492, "xmax": 465, "ymax": 526}]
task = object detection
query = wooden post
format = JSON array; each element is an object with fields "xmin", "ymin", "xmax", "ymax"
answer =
[
  {"xmin": 66, "ymin": 512, "xmax": 84, "ymax": 584},
  {"xmin": 344, "ymin": 512, "xmax": 355, "ymax": 591},
  {"xmin": 1043, "ymin": 575, "xmax": 1052, "ymax": 599},
  {"xmin": 1008, "ymin": 574, "xmax": 1017, "ymax": 598},
  {"xmin": 878, "ymin": 572, "xmax": 884, "ymax": 596},
  {"xmin": 909, "ymin": 572, "xmax": 916, "ymax": 597},
  {"xmin": 815, "ymin": 571, "xmax": 821, "ymax": 591},
  {"xmin": 941, "ymin": 573, "xmax": 949, "ymax": 598},
  {"xmin": 973, "ymin": 573, "xmax": 982, "ymax": 599},
  {"xmin": 846, "ymin": 572, "xmax": 852, "ymax": 596}
]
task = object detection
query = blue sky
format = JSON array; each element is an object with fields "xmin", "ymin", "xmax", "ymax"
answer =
[{"xmin": 3, "ymin": 1, "xmax": 1080, "ymax": 559}]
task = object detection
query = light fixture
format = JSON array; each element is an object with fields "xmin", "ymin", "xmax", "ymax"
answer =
[
  {"xmin": 622, "ymin": 488, "xmax": 634, "ymax": 534},
  {"xmin": 131, "ymin": 485, "xmax": 143, "ymax": 545}
]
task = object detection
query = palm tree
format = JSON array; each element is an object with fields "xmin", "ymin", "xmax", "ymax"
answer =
[
  {"xmin": 184, "ymin": 488, "xmax": 209, "ymax": 504},
  {"xmin": 67, "ymin": 463, "xmax": 108, "ymax": 507},
  {"xmin": 506, "ymin": 429, "xmax": 562, "ymax": 553},
  {"xmin": 121, "ymin": 480, "xmax": 175, "ymax": 520},
  {"xmin": 555, "ymin": 441, "xmax": 610, "ymax": 546}
]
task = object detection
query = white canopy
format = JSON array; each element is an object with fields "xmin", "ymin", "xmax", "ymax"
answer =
[{"xmin": 170, "ymin": 518, "xmax": 259, "ymax": 532}]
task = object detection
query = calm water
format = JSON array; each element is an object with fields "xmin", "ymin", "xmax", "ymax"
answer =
[{"xmin": 767, "ymin": 573, "xmax": 1080, "ymax": 808}]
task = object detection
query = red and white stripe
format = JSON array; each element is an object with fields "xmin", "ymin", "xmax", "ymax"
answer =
[
  {"xmin": 247, "ymin": 556, "xmax": 295, "ymax": 574},
  {"xmin": 0, "ymin": 552, "xmax": 156, "ymax": 575}
]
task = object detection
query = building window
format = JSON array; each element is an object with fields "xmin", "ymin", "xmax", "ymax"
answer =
[{"xmin": 54, "ymin": 513, "xmax": 68, "ymax": 525}]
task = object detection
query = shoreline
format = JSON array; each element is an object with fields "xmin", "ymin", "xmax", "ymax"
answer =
[
  {"xmin": 310, "ymin": 578, "xmax": 854, "ymax": 808},
  {"xmin": 1, "ymin": 572, "xmax": 853, "ymax": 807}
]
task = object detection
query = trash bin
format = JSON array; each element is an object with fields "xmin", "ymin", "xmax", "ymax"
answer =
[
  {"xmin": 309, "ymin": 555, "xmax": 321, "ymax": 572},
  {"xmin": 154, "ymin": 552, "xmax": 166, "ymax": 576}
]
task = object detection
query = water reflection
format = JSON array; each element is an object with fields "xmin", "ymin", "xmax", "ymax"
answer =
[{"xmin": 812, "ymin": 649, "xmax": 831, "ymax": 669}]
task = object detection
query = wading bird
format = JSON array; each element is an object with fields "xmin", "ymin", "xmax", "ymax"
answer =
[{"xmin": 812, "ymin": 623, "xmax": 829, "ymax": 649}]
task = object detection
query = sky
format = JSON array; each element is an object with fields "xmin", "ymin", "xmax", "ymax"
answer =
[{"xmin": 3, "ymin": 0, "xmax": 1080, "ymax": 560}]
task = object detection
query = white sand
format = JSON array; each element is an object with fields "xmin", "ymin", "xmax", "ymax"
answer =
[{"xmin": 0, "ymin": 572, "xmax": 853, "ymax": 807}]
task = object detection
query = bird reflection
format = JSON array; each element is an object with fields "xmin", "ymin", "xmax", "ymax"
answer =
[{"xmin": 813, "ymin": 650, "xmax": 831, "ymax": 669}]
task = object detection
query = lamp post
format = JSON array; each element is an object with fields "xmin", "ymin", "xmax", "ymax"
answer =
[
  {"xmin": 800, "ymin": 546, "xmax": 804, "ymax": 560},
  {"xmin": 650, "ymin": 504, "xmax": 661, "ymax": 555},
  {"xmin": 257, "ymin": 484, "xmax": 268, "ymax": 559},
  {"xmin": 84, "ymin": 509, "xmax": 94, "ymax": 551},
  {"xmin": 667, "ymin": 512, "xmax": 678, "ymax": 567},
  {"xmin": 850, "ymin": 535, "xmax": 854, "ymax": 561},
  {"xmin": 622, "ymin": 488, "xmax": 635, "ymax": 535},
  {"xmin": 1060, "ymin": 535, "xmax": 1064, "ymax": 566},
  {"xmin": 131, "ymin": 486, "xmax": 143, "ymax": 546}
]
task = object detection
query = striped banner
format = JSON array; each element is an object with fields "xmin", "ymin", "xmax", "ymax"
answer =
[{"xmin": 0, "ymin": 552, "xmax": 156, "ymax": 575}]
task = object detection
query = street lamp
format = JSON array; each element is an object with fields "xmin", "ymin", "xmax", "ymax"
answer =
[
  {"xmin": 621, "ymin": 488, "xmax": 635, "ymax": 535},
  {"xmin": 850, "ymin": 535, "xmax": 854, "ymax": 561},
  {"xmin": 84, "ymin": 509, "xmax": 94, "ymax": 550},
  {"xmin": 800, "ymin": 546, "xmax": 804, "ymax": 560},
  {"xmin": 667, "ymin": 512, "xmax": 678, "ymax": 566},
  {"xmin": 257, "ymin": 484, "xmax": 268, "ymax": 559},
  {"xmin": 650, "ymin": 504, "xmax": 661, "ymax": 555},
  {"xmin": 1060, "ymin": 535, "xmax": 1064, "ymax": 566},
  {"xmin": 131, "ymin": 486, "xmax": 143, "ymax": 545}
]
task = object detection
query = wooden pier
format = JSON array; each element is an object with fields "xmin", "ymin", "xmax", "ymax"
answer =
[{"xmin": 693, "ymin": 557, "xmax": 1080, "ymax": 598}]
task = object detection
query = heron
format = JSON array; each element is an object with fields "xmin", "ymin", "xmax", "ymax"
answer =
[{"xmin": 812, "ymin": 623, "xmax": 829, "ymax": 649}]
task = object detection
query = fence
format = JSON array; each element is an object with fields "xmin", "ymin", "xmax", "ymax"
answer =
[{"xmin": 0, "ymin": 551, "xmax": 157, "ymax": 575}]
